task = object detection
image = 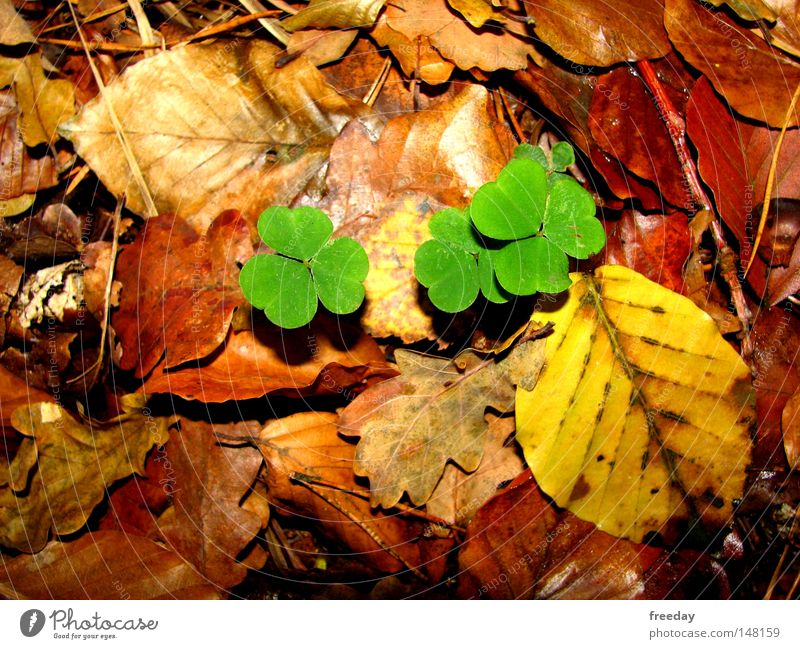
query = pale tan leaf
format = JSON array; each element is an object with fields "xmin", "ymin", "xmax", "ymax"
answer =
[
  {"xmin": 282, "ymin": 0, "xmax": 387, "ymax": 31},
  {"xmin": 60, "ymin": 41, "xmax": 372, "ymax": 231},
  {"xmin": 0, "ymin": 0, "xmax": 35, "ymax": 46}
]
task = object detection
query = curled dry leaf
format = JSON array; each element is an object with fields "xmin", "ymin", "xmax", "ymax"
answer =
[
  {"xmin": 686, "ymin": 77, "xmax": 800, "ymax": 300},
  {"xmin": 0, "ymin": 53, "xmax": 75, "ymax": 148},
  {"xmin": 141, "ymin": 315, "xmax": 393, "ymax": 402},
  {"xmin": 425, "ymin": 414, "xmax": 523, "ymax": 526},
  {"xmin": 60, "ymin": 41, "xmax": 372, "ymax": 231},
  {"xmin": 457, "ymin": 473, "xmax": 664, "ymax": 599},
  {"xmin": 0, "ymin": 531, "xmax": 220, "ymax": 599},
  {"xmin": 371, "ymin": 16, "xmax": 455, "ymax": 86},
  {"xmin": 341, "ymin": 339, "xmax": 543, "ymax": 509},
  {"xmin": 516, "ymin": 265, "xmax": 755, "ymax": 543},
  {"xmin": 155, "ymin": 419, "xmax": 263, "ymax": 590},
  {"xmin": 258, "ymin": 411, "xmax": 452, "ymax": 579},
  {"xmin": 665, "ymin": 0, "xmax": 800, "ymax": 128},
  {"xmin": 525, "ymin": 0, "xmax": 670, "ymax": 67},
  {"xmin": 0, "ymin": 396, "xmax": 168, "ymax": 552},
  {"xmin": 0, "ymin": 256, "xmax": 23, "ymax": 345},
  {"xmin": 113, "ymin": 211, "xmax": 251, "ymax": 378}
]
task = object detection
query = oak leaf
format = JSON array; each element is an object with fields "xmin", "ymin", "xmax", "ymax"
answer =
[
  {"xmin": 0, "ymin": 396, "xmax": 168, "ymax": 552},
  {"xmin": 60, "ymin": 41, "xmax": 371, "ymax": 231},
  {"xmin": 516, "ymin": 265, "xmax": 755, "ymax": 542},
  {"xmin": 340, "ymin": 339, "xmax": 543, "ymax": 508}
]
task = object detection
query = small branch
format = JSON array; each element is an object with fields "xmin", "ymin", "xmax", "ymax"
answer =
[{"xmin": 636, "ymin": 60, "xmax": 753, "ymax": 358}]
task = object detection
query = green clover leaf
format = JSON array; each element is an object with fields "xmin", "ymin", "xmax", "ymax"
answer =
[
  {"xmin": 513, "ymin": 143, "xmax": 549, "ymax": 170},
  {"xmin": 258, "ymin": 206, "xmax": 333, "ymax": 261},
  {"xmin": 494, "ymin": 237, "xmax": 571, "ymax": 295},
  {"xmin": 414, "ymin": 240, "xmax": 479, "ymax": 313},
  {"xmin": 550, "ymin": 141, "xmax": 575, "ymax": 172},
  {"xmin": 429, "ymin": 207, "xmax": 483, "ymax": 253},
  {"xmin": 241, "ymin": 207, "xmax": 369, "ymax": 328},
  {"xmin": 469, "ymin": 157, "xmax": 546, "ymax": 240},
  {"xmin": 543, "ymin": 175, "xmax": 606, "ymax": 259},
  {"xmin": 477, "ymin": 249, "xmax": 510, "ymax": 304},
  {"xmin": 312, "ymin": 237, "xmax": 369, "ymax": 314}
]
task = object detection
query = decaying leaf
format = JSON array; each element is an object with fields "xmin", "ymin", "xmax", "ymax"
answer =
[
  {"xmin": 113, "ymin": 211, "xmax": 250, "ymax": 377},
  {"xmin": 458, "ymin": 473, "xmax": 665, "ymax": 599},
  {"xmin": 258, "ymin": 411, "xmax": 452, "ymax": 578},
  {"xmin": 155, "ymin": 419, "xmax": 263, "ymax": 590},
  {"xmin": 425, "ymin": 414, "xmax": 523, "ymax": 526},
  {"xmin": 0, "ymin": 53, "xmax": 75, "ymax": 147},
  {"xmin": 371, "ymin": 16, "xmax": 455, "ymax": 86},
  {"xmin": 0, "ymin": 531, "xmax": 220, "ymax": 599},
  {"xmin": 525, "ymin": 0, "xmax": 671, "ymax": 67},
  {"xmin": 0, "ymin": 396, "xmax": 168, "ymax": 552},
  {"xmin": 141, "ymin": 316, "xmax": 393, "ymax": 402},
  {"xmin": 60, "ymin": 41, "xmax": 372, "ymax": 231},
  {"xmin": 341, "ymin": 339, "xmax": 543, "ymax": 508},
  {"xmin": 516, "ymin": 265, "xmax": 755, "ymax": 542}
]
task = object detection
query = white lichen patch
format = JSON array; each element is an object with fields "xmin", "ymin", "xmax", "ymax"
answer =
[{"xmin": 18, "ymin": 261, "xmax": 85, "ymax": 328}]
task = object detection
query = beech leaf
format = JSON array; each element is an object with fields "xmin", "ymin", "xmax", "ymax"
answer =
[
  {"xmin": 60, "ymin": 41, "xmax": 371, "ymax": 231},
  {"xmin": 516, "ymin": 265, "xmax": 755, "ymax": 542}
]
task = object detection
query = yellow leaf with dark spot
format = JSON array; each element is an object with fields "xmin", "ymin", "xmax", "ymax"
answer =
[{"xmin": 516, "ymin": 265, "xmax": 754, "ymax": 542}]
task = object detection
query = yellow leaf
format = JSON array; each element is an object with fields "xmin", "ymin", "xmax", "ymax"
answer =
[
  {"xmin": 0, "ymin": 399, "xmax": 169, "ymax": 552},
  {"xmin": 0, "ymin": 53, "xmax": 75, "ymax": 147},
  {"xmin": 0, "ymin": 0, "xmax": 35, "ymax": 46},
  {"xmin": 282, "ymin": 0, "xmax": 387, "ymax": 31},
  {"xmin": 516, "ymin": 265, "xmax": 754, "ymax": 542},
  {"xmin": 447, "ymin": 0, "xmax": 501, "ymax": 28}
]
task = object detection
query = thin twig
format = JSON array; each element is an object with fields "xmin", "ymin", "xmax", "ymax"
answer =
[
  {"xmin": 744, "ymin": 81, "xmax": 800, "ymax": 279},
  {"xmin": 636, "ymin": 60, "xmax": 753, "ymax": 358},
  {"xmin": 363, "ymin": 56, "xmax": 392, "ymax": 107},
  {"xmin": 498, "ymin": 90, "xmax": 526, "ymax": 143},
  {"xmin": 178, "ymin": 9, "xmax": 278, "ymax": 43},
  {"xmin": 67, "ymin": 198, "xmax": 123, "ymax": 387},
  {"xmin": 67, "ymin": 2, "xmax": 158, "ymax": 216},
  {"xmin": 237, "ymin": 0, "xmax": 289, "ymax": 45}
]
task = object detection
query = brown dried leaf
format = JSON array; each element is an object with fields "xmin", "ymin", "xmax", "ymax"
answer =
[
  {"xmin": 386, "ymin": 0, "xmax": 534, "ymax": 73},
  {"xmin": 782, "ymin": 385, "xmax": 800, "ymax": 470},
  {"xmin": 603, "ymin": 210, "xmax": 691, "ymax": 293},
  {"xmin": 0, "ymin": 255, "xmax": 23, "ymax": 345},
  {"xmin": 0, "ymin": 53, "xmax": 75, "ymax": 147},
  {"xmin": 155, "ymin": 419, "xmax": 263, "ymax": 590},
  {"xmin": 457, "ymin": 474, "xmax": 661, "ymax": 599},
  {"xmin": 425, "ymin": 414, "xmax": 523, "ymax": 526},
  {"xmin": 666, "ymin": 0, "xmax": 800, "ymax": 128},
  {"xmin": 686, "ymin": 76, "xmax": 800, "ymax": 299},
  {"xmin": 141, "ymin": 316, "xmax": 393, "ymax": 403},
  {"xmin": 526, "ymin": 0, "xmax": 671, "ymax": 67},
  {"xmin": 340, "ymin": 340, "xmax": 543, "ymax": 508},
  {"xmin": 0, "ymin": 90, "xmax": 58, "ymax": 203},
  {"xmin": 0, "ymin": 0, "xmax": 35, "ymax": 45},
  {"xmin": 60, "ymin": 41, "xmax": 371, "ymax": 231},
  {"xmin": 0, "ymin": 531, "xmax": 221, "ymax": 599},
  {"xmin": 282, "ymin": 0, "xmax": 387, "ymax": 31},
  {"xmin": 258, "ymin": 411, "xmax": 452, "ymax": 578},
  {"xmin": 0, "ymin": 396, "xmax": 168, "ymax": 552},
  {"xmin": 113, "ymin": 211, "xmax": 251, "ymax": 378},
  {"xmin": 371, "ymin": 16, "xmax": 455, "ymax": 85},
  {"xmin": 286, "ymin": 28, "xmax": 358, "ymax": 67}
]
